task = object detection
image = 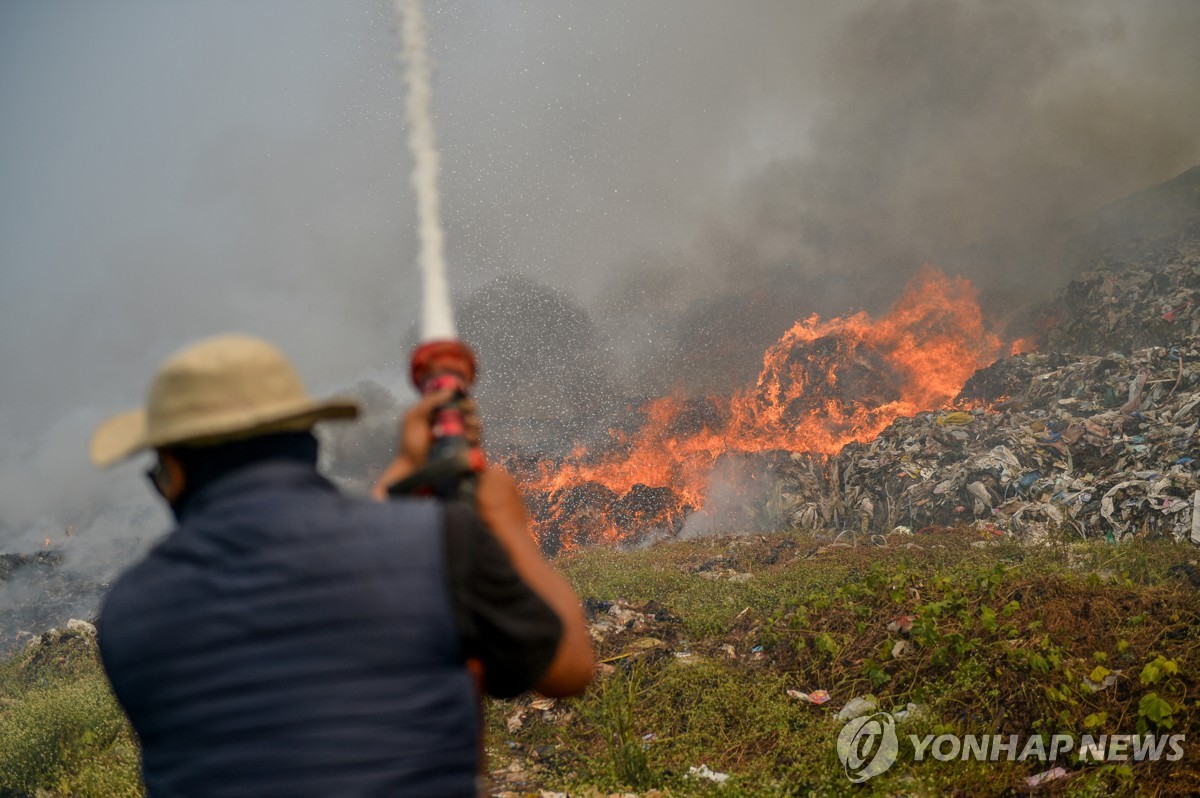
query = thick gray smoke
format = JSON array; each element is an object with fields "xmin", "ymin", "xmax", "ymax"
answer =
[
  {"xmin": 1, "ymin": 1, "xmax": 1198, "ymax": 624},
  {"xmin": 590, "ymin": 0, "xmax": 1200, "ymax": 393}
]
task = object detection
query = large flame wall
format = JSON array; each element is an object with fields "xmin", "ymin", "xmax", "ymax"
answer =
[{"xmin": 520, "ymin": 265, "xmax": 1007, "ymax": 549}]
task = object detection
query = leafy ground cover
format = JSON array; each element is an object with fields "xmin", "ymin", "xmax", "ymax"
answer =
[
  {"xmin": 3, "ymin": 528, "xmax": 1200, "ymax": 796},
  {"xmin": 485, "ymin": 529, "xmax": 1200, "ymax": 797},
  {"xmin": 0, "ymin": 625, "xmax": 140, "ymax": 798}
]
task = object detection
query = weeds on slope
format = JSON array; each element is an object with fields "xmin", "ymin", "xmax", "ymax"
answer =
[{"xmin": 486, "ymin": 529, "xmax": 1200, "ymax": 796}]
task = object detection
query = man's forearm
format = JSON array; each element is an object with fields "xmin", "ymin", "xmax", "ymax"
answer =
[{"xmin": 475, "ymin": 469, "xmax": 595, "ymax": 696}]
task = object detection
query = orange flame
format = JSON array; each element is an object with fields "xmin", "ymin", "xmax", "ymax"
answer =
[
  {"xmin": 522, "ymin": 265, "xmax": 1008, "ymax": 550},
  {"xmin": 1009, "ymin": 336, "xmax": 1038, "ymax": 356},
  {"xmin": 726, "ymin": 264, "xmax": 1001, "ymax": 453}
]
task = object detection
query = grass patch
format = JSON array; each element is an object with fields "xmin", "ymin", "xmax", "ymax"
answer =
[
  {"xmin": 5, "ymin": 528, "xmax": 1200, "ymax": 796},
  {"xmin": 487, "ymin": 529, "xmax": 1200, "ymax": 796},
  {"xmin": 0, "ymin": 627, "xmax": 141, "ymax": 798}
]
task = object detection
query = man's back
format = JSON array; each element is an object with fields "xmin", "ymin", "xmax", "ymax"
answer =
[{"xmin": 98, "ymin": 458, "xmax": 477, "ymax": 798}]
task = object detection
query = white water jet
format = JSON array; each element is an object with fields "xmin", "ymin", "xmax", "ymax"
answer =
[{"xmin": 395, "ymin": 0, "xmax": 455, "ymax": 340}]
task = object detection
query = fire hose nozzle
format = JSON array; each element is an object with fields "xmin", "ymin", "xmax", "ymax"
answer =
[
  {"xmin": 410, "ymin": 338, "xmax": 477, "ymax": 389},
  {"xmin": 388, "ymin": 339, "xmax": 486, "ymax": 501}
]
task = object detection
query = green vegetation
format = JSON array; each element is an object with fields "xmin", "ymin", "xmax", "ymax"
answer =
[
  {"xmin": 0, "ymin": 627, "xmax": 141, "ymax": 798},
  {"xmin": 4, "ymin": 528, "xmax": 1200, "ymax": 796},
  {"xmin": 488, "ymin": 530, "xmax": 1200, "ymax": 796}
]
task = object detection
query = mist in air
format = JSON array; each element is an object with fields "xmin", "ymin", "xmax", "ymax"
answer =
[{"xmin": 1, "ymin": 0, "xmax": 1199, "ymax": 570}]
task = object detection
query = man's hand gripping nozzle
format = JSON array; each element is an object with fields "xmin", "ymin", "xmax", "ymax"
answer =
[{"xmin": 386, "ymin": 339, "xmax": 487, "ymax": 502}]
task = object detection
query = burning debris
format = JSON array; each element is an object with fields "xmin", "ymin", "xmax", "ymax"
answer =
[
  {"xmin": 518, "ymin": 266, "xmax": 1006, "ymax": 552},
  {"xmin": 781, "ymin": 254, "xmax": 1200, "ymax": 544},
  {"xmin": 516, "ymin": 182, "xmax": 1200, "ymax": 553}
]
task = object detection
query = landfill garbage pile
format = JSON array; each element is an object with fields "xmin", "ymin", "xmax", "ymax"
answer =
[
  {"xmin": 1020, "ymin": 163, "xmax": 1200, "ymax": 355},
  {"xmin": 779, "ymin": 332, "xmax": 1200, "ymax": 543},
  {"xmin": 776, "ymin": 188, "xmax": 1200, "ymax": 545},
  {"xmin": 1043, "ymin": 251, "xmax": 1200, "ymax": 356}
]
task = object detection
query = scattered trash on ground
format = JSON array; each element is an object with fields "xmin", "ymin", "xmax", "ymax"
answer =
[
  {"xmin": 787, "ymin": 688, "xmax": 831, "ymax": 704},
  {"xmin": 1025, "ymin": 766, "xmax": 1071, "ymax": 788},
  {"xmin": 686, "ymin": 764, "xmax": 731, "ymax": 784},
  {"xmin": 836, "ymin": 695, "xmax": 878, "ymax": 721}
]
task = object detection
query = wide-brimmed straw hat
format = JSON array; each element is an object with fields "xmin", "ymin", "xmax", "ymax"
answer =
[{"xmin": 90, "ymin": 334, "xmax": 360, "ymax": 467}]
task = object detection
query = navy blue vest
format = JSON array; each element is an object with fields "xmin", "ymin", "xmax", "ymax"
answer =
[{"xmin": 97, "ymin": 460, "xmax": 478, "ymax": 797}]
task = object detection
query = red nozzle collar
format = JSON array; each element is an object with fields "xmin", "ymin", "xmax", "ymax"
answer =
[{"xmin": 410, "ymin": 339, "xmax": 477, "ymax": 389}]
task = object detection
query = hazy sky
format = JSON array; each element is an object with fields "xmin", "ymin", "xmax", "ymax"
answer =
[{"xmin": 2, "ymin": 0, "xmax": 1199, "ymax": 544}]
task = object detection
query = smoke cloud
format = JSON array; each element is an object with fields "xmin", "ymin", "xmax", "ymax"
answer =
[
  {"xmin": 1, "ymin": 0, "xmax": 1198, "ymax": 601},
  {"xmin": 591, "ymin": 0, "xmax": 1200, "ymax": 392}
]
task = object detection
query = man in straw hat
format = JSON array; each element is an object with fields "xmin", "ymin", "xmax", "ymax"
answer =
[{"xmin": 92, "ymin": 333, "xmax": 593, "ymax": 797}]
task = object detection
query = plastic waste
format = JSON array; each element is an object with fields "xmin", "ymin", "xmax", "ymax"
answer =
[
  {"xmin": 687, "ymin": 764, "xmax": 731, "ymax": 784},
  {"xmin": 1026, "ymin": 766, "xmax": 1069, "ymax": 787},
  {"xmin": 836, "ymin": 695, "xmax": 878, "ymax": 721},
  {"xmin": 787, "ymin": 688, "xmax": 831, "ymax": 704}
]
